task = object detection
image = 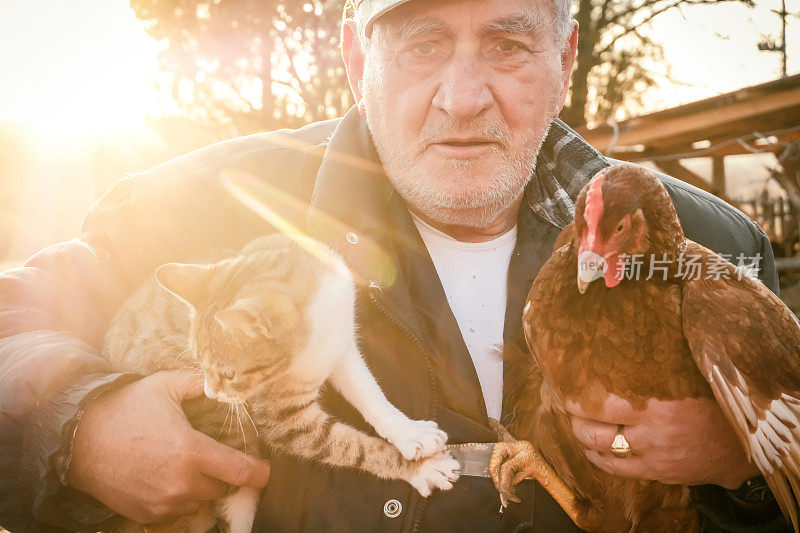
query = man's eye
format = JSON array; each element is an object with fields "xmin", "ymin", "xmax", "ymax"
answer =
[
  {"xmin": 397, "ymin": 41, "xmax": 447, "ymax": 71},
  {"xmin": 412, "ymin": 42, "xmax": 436, "ymax": 55},
  {"xmin": 497, "ymin": 40, "xmax": 526, "ymax": 53}
]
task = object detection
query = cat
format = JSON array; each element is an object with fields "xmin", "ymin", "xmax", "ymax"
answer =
[{"xmin": 102, "ymin": 233, "xmax": 460, "ymax": 533}]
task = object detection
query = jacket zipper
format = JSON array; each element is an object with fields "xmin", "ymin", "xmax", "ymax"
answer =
[{"xmin": 368, "ymin": 288, "xmax": 436, "ymax": 533}]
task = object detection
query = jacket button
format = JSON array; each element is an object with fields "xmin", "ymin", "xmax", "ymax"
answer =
[
  {"xmin": 383, "ymin": 499, "xmax": 402, "ymax": 518},
  {"xmin": 345, "ymin": 232, "xmax": 359, "ymax": 244}
]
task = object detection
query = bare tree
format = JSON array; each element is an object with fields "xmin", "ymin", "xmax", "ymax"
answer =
[
  {"xmin": 130, "ymin": 0, "xmax": 353, "ymax": 136},
  {"xmin": 562, "ymin": 0, "xmax": 755, "ymax": 127}
]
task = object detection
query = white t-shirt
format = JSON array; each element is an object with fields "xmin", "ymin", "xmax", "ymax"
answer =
[{"xmin": 411, "ymin": 213, "xmax": 517, "ymax": 421}]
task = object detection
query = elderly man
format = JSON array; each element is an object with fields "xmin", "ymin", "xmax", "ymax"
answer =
[{"xmin": 0, "ymin": 0, "xmax": 789, "ymax": 531}]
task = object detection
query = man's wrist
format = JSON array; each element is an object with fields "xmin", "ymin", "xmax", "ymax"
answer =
[{"xmin": 60, "ymin": 373, "xmax": 140, "ymax": 486}]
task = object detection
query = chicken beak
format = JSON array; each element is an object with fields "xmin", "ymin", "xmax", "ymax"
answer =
[
  {"xmin": 577, "ymin": 276, "xmax": 589, "ymax": 294},
  {"xmin": 577, "ymin": 250, "xmax": 606, "ymax": 294}
]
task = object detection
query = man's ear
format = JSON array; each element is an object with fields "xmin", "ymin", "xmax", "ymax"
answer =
[
  {"xmin": 341, "ymin": 20, "xmax": 367, "ymax": 116},
  {"xmin": 556, "ymin": 21, "xmax": 579, "ymax": 111}
]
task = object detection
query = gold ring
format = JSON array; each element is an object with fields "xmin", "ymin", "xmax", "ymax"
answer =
[{"xmin": 611, "ymin": 425, "xmax": 632, "ymax": 458}]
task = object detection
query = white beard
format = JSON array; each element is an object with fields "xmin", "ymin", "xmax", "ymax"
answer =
[{"xmin": 364, "ymin": 95, "xmax": 557, "ymax": 229}]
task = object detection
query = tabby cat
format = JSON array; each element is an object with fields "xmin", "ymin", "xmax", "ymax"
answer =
[{"xmin": 103, "ymin": 234, "xmax": 460, "ymax": 533}]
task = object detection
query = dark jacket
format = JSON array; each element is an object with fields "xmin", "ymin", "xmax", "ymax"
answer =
[{"xmin": 0, "ymin": 108, "xmax": 787, "ymax": 532}]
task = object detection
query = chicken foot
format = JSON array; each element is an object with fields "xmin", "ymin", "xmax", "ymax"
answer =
[{"xmin": 488, "ymin": 419, "xmax": 583, "ymax": 527}]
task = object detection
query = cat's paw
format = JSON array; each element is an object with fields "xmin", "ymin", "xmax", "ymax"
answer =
[
  {"xmin": 388, "ymin": 419, "xmax": 448, "ymax": 461},
  {"xmin": 407, "ymin": 452, "xmax": 460, "ymax": 497}
]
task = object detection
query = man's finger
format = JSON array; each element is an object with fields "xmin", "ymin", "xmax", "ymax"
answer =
[
  {"xmin": 571, "ymin": 416, "xmax": 617, "ymax": 453},
  {"xmin": 584, "ymin": 450, "xmax": 650, "ymax": 480},
  {"xmin": 570, "ymin": 416, "xmax": 652, "ymax": 455},
  {"xmin": 145, "ymin": 500, "xmax": 205, "ymax": 526},
  {"xmin": 564, "ymin": 394, "xmax": 640, "ymax": 424},
  {"xmin": 192, "ymin": 432, "xmax": 270, "ymax": 488},
  {"xmin": 161, "ymin": 369, "xmax": 205, "ymax": 402},
  {"xmin": 190, "ymin": 475, "xmax": 229, "ymax": 501}
]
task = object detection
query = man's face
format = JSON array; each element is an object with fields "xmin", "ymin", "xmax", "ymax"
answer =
[{"xmin": 359, "ymin": 0, "xmax": 573, "ymax": 228}]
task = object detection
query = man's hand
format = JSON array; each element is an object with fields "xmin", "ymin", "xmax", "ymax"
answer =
[
  {"xmin": 67, "ymin": 369, "xmax": 270, "ymax": 524},
  {"xmin": 565, "ymin": 394, "xmax": 759, "ymax": 489}
]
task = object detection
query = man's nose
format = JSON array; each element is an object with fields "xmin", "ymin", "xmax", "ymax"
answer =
[{"xmin": 432, "ymin": 53, "xmax": 493, "ymax": 121}]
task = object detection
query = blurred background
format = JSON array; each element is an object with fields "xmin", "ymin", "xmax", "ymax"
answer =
[{"xmin": 0, "ymin": 0, "xmax": 799, "ymax": 303}]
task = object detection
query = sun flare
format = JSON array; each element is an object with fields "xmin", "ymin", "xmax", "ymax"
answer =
[{"xmin": 0, "ymin": 0, "xmax": 165, "ymax": 135}]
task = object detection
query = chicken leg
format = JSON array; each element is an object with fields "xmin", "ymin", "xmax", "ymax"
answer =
[{"xmin": 488, "ymin": 419, "xmax": 583, "ymax": 527}]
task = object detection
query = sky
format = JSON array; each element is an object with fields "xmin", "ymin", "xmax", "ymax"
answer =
[
  {"xmin": 646, "ymin": 0, "xmax": 800, "ymax": 110},
  {"xmin": 0, "ymin": 0, "xmax": 797, "ymax": 132},
  {"xmin": 0, "ymin": 0, "xmax": 164, "ymax": 132}
]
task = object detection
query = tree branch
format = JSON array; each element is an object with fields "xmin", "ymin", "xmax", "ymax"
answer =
[
  {"xmin": 601, "ymin": 0, "xmax": 664, "ymax": 31},
  {"xmin": 597, "ymin": 0, "xmax": 752, "ymax": 56},
  {"xmin": 596, "ymin": 0, "xmax": 685, "ymax": 56}
]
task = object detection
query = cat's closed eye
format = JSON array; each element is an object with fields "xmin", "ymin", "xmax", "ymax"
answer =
[{"xmin": 243, "ymin": 365, "xmax": 270, "ymax": 375}]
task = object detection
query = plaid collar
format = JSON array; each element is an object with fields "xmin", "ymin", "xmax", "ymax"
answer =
[{"xmin": 526, "ymin": 118, "xmax": 610, "ymax": 230}]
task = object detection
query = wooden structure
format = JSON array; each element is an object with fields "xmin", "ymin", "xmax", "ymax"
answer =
[
  {"xmin": 740, "ymin": 193, "xmax": 798, "ymax": 257},
  {"xmin": 576, "ymin": 74, "xmax": 800, "ymax": 198},
  {"xmin": 578, "ymin": 75, "xmax": 800, "ymax": 307}
]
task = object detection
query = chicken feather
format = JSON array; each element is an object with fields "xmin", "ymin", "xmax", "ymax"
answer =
[{"xmin": 683, "ymin": 246, "xmax": 800, "ymax": 531}]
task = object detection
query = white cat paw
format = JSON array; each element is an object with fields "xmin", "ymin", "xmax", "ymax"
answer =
[
  {"xmin": 387, "ymin": 419, "xmax": 448, "ymax": 461},
  {"xmin": 407, "ymin": 452, "xmax": 460, "ymax": 497}
]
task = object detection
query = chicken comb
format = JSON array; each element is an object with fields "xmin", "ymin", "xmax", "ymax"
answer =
[{"xmin": 583, "ymin": 174, "xmax": 605, "ymax": 248}]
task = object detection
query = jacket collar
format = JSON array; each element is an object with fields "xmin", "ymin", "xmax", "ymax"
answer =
[
  {"xmin": 526, "ymin": 119, "xmax": 610, "ymax": 229},
  {"xmin": 307, "ymin": 108, "xmax": 425, "ymax": 338},
  {"xmin": 307, "ymin": 107, "xmax": 397, "ymax": 287}
]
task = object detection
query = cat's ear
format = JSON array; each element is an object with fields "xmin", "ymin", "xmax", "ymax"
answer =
[
  {"xmin": 214, "ymin": 301, "xmax": 273, "ymax": 339},
  {"xmin": 214, "ymin": 294, "xmax": 299, "ymax": 339},
  {"xmin": 262, "ymin": 292, "xmax": 300, "ymax": 330},
  {"xmin": 155, "ymin": 263, "xmax": 213, "ymax": 308}
]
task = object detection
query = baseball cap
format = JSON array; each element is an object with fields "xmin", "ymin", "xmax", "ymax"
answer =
[{"xmin": 349, "ymin": 0, "xmax": 415, "ymax": 36}]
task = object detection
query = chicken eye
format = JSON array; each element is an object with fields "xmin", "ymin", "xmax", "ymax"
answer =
[{"xmin": 616, "ymin": 223, "xmax": 625, "ymax": 233}]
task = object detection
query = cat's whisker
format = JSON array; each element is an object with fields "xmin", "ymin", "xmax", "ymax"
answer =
[
  {"xmin": 235, "ymin": 403, "xmax": 248, "ymax": 449},
  {"xmin": 224, "ymin": 404, "xmax": 232, "ymax": 435},
  {"xmin": 155, "ymin": 345, "xmax": 182, "ymax": 361},
  {"xmin": 176, "ymin": 365, "xmax": 204, "ymax": 376},
  {"xmin": 176, "ymin": 350, "xmax": 199, "ymax": 365},
  {"xmin": 227, "ymin": 404, "xmax": 237, "ymax": 438},
  {"xmin": 212, "ymin": 398, "xmax": 225, "ymax": 413},
  {"xmin": 215, "ymin": 405, "xmax": 226, "ymax": 439},
  {"xmin": 176, "ymin": 368, "xmax": 206, "ymax": 390},
  {"xmin": 218, "ymin": 403, "xmax": 233, "ymax": 440},
  {"xmin": 242, "ymin": 403, "xmax": 259, "ymax": 437}
]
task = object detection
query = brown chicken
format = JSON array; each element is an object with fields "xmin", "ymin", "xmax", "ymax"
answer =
[{"xmin": 489, "ymin": 164, "xmax": 800, "ymax": 532}]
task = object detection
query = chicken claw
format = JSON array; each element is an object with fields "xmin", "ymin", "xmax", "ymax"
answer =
[
  {"xmin": 487, "ymin": 420, "xmax": 583, "ymax": 526},
  {"xmin": 489, "ymin": 440, "xmax": 537, "ymax": 507}
]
